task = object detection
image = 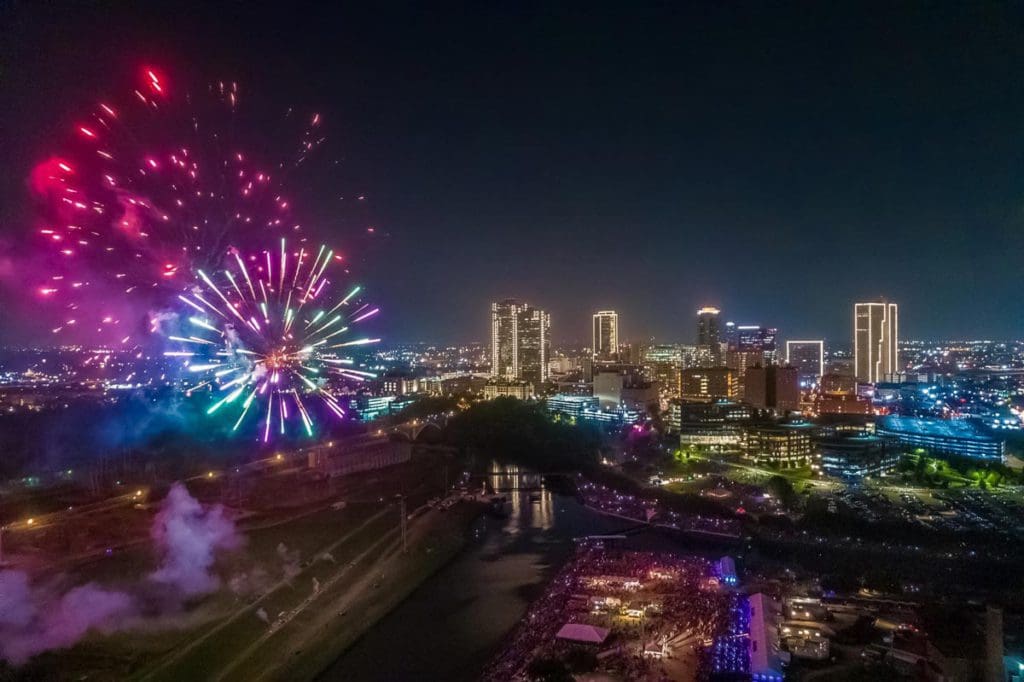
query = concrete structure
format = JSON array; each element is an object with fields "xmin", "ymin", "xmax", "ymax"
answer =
[
  {"xmin": 854, "ymin": 301, "xmax": 899, "ymax": 383},
  {"xmin": 592, "ymin": 310, "xmax": 619, "ymax": 361},
  {"xmin": 877, "ymin": 415, "xmax": 1004, "ymax": 461}
]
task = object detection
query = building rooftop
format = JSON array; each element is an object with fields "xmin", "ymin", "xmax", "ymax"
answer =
[{"xmin": 878, "ymin": 416, "xmax": 998, "ymax": 442}]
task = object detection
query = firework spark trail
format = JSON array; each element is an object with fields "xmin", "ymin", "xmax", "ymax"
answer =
[
  {"xmin": 29, "ymin": 66, "xmax": 328, "ymax": 345},
  {"xmin": 164, "ymin": 242, "xmax": 379, "ymax": 440}
]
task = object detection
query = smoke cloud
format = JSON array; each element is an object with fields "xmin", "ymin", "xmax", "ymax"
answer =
[
  {"xmin": 0, "ymin": 483, "xmax": 241, "ymax": 665},
  {"xmin": 149, "ymin": 482, "xmax": 243, "ymax": 596},
  {"xmin": 0, "ymin": 571, "xmax": 136, "ymax": 665}
]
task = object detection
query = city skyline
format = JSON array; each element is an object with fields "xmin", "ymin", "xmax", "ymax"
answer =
[{"xmin": 4, "ymin": 3, "xmax": 1024, "ymax": 345}]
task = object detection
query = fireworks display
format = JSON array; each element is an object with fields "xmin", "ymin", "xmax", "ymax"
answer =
[
  {"xmin": 164, "ymin": 240, "xmax": 379, "ymax": 440},
  {"xmin": 30, "ymin": 67, "xmax": 327, "ymax": 345}
]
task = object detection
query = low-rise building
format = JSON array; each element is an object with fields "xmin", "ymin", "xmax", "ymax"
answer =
[
  {"xmin": 483, "ymin": 379, "xmax": 534, "ymax": 401},
  {"xmin": 877, "ymin": 416, "xmax": 1005, "ymax": 461},
  {"xmin": 818, "ymin": 433, "xmax": 900, "ymax": 480},
  {"xmin": 742, "ymin": 421, "xmax": 815, "ymax": 468},
  {"xmin": 681, "ymin": 367, "xmax": 738, "ymax": 402}
]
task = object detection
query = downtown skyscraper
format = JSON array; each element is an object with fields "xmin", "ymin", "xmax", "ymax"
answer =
[
  {"xmin": 854, "ymin": 301, "xmax": 899, "ymax": 384},
  {"xmin": 491, "ymin": 299, "xmax": 550, "ymax": 384},
  {"xmin": 786, "ymin": 340, "xmax": 824, "ymax": 387},
  {"xmin": 592, "ymin": 310, "xmax": 619, "ymax": 361},
  {"xmin": 697, "ymin": 307, "xmax": 722, "ymax": 365}
]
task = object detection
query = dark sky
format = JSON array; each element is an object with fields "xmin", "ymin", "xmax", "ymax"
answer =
[{"xmin": 3, "ymin": 2, "xmax": 1024, "ymax": 346}]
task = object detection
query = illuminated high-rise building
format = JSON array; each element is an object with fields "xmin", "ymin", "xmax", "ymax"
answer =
[
  {"xmin": 491, "ymin": 299, "xmax": 522, "ymax": 380},
  {"xmin": 854, "ymin": 301, "xmax": 898, "ymax": 384},
  {"xmin": 786, "ymin": 340, "xmax": 824, "ymax": 387},
  {"xmin": 734, "ymin": 325, "xmax": 777, "ymax": 364},
  {"xmin": 642, "ymin": 344, "xmax": 684, "ymax": 397},
  {"xmin": 491, "ymin": 299, "xmax": 550, "ymax": 383},
  {"xmin": 697, "ymin": 307, "xmax": 722, "ymax": 364},
  {"xmin": 518, "ymin": 306, "xmax": 551, "ymax": 385},
  {"xmin": 726, "ymin": 324, "xmax": 778, "ymax": 393},
  {"xmin": 592, "ymin": 310, "xmax": 619, "ymax": 361}
]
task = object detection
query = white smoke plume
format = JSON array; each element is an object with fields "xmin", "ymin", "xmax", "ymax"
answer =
[
  {"xmin": 0, "ymin": 482, "xmax": 241, "ymax": 665},
  {"xmin": 150, "ymin": 483, "xmax": 243, "ymax": 595}
]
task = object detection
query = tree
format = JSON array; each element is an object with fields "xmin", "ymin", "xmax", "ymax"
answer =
[{"xmin": 766, "ymin": 475, "xmax": 797, "ymax": 509}]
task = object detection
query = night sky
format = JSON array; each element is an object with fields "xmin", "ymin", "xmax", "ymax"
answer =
[{"xmin": 2, "ymin": 2, "xmax": 1024, "ymax": 346}]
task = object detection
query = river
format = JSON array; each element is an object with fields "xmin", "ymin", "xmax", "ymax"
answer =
[{"xmin": 319, "ymin": 467, "xmax": 676, "ymax": 681}]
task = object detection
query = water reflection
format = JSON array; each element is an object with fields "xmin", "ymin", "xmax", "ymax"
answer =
[{"xmin": 320, "ymin": 488, "xmax": 633, "ymax": 681}]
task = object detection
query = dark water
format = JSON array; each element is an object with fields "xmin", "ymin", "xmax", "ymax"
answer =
[{"xmin": 318, "ymin": 471, "xmax": 648, "ymax": 681}]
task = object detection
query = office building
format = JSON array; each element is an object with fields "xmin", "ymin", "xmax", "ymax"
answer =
[
  {"xmin": 697, "ymin": 307, "xmax": 722, "ymax": 364},
  {"xmin": 491, "ymin": 299, "xmax": 521, "ymax": 380},
  {"xmin": 642, "ymin": 344, "xmax": 686, "ymax": 397},
  {"xmin": 681, "ymin": 367, "xmax": 737, "ymax": 401},
  {"xmin": 490, "ymin": 299, "xmax": 550, "ymax": 384},
  {"xmin": 518, "ymin": 306, "xmax": 551, "ymax": 385},
  {"xmin": 667, "ymin": 399, "xmax": 753, "ymax": 432},
  {"xmin": 742, "ymin": 421, "xmax": 815, "ymax": 468},
  {"xmin": 786, "ymin": 340, "xmax": 824, "ymax": 387},
  {"xmin": 670, "ymin": 399, "xmax": 751, "ymax": 454},
  {"xmin": 733, "ymin": 325, "xmax": 778, "ymax": 364},
  {"xmin": 545, "ymin": 394, "xmax": 642, "ymax": 426},
  {"xmin": 593, "ymin": 365, "xmax": 659, "ymax": 412},
  {"xmin": 854, "ymin": 301, "xmax": 899, "ymax": 384},
  {"xmin": 592, "ymin": 310, "xmax": 619, "ymax": 361},
  {"xmin": 818, "ymin": 433, "xmax": 899, "ymax": 480},
  {"xmin": 483, "ymin": 379, "xmax": 534, "ymax": 400},
  {"xmin": 877, "ymin": 416, "xmax": 1004, "ymax": 461},
  {"xmin": 547, "ymin": 394, "xmax": 600, "ymax": 417},
  {"xmin": 744, "ymin": 365, "xmax": 800, "ymax": 413}
]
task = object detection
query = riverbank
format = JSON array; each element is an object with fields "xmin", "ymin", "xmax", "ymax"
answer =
[
  {"xmin": 234, "ymin": 500, "xmax": 486, "ymax": 682},
  {"xmin": 320, "ymin": 484, "xmax": 701, "ymax": 682}
]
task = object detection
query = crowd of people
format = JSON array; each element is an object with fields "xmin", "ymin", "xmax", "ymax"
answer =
[
  {"xmin": 483, "ymin": 544, "xmax": 747, "ymax": 681},
  {"xmin": 708, "ymin": 593, "xmax": 751, "ymax": 676}
]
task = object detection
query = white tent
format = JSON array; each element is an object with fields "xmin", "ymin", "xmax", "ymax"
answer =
[{"xmin": 556, "ymin": 623, "xmax": 611, "ymax": 645}]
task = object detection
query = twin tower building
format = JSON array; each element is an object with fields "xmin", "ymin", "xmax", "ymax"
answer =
[{"xmin": 489, "ymin": 302, "xmax": 619, "ymax": 386}]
